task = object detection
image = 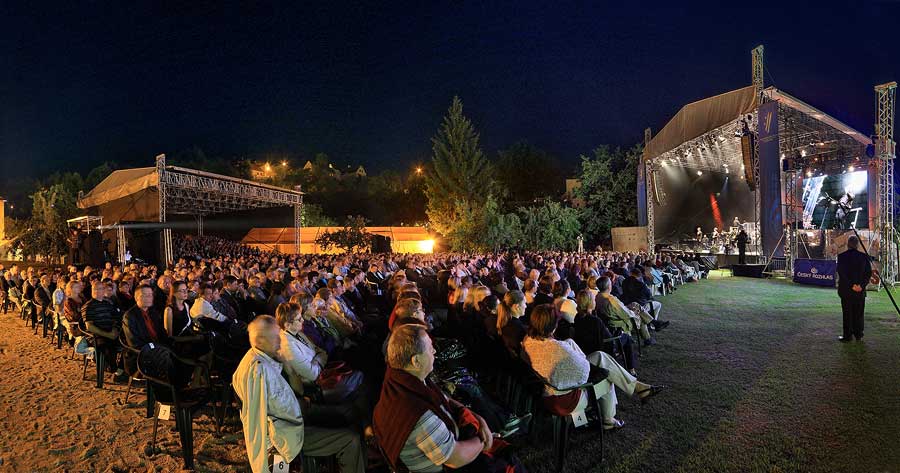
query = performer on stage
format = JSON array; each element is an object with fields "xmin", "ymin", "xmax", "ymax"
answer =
[
  {"xmin": 736, "ymin": 228, "xmax": 749, "ymax": 265},
  {"xmin": 732, "ymin": 217, "xmax": 741, "ymax": 229},
  {"xmin": 835, "ymin": 191, "xmax": 854, "ymax": 230},
  {"xmin": 711, "ymin": 227, "xmax": 719, "ymax": 245},
  {"xmin": 695, "ymin": 226, "xmax": 703, "ymax": 241},
  {"xmin": 836, "ymin": 235, "xmax": 871, "ymax": 342}
]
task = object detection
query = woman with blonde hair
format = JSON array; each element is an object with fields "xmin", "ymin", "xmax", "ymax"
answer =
[{"xmin": 497, "ymin": 290, "xmax": 527, "ymax": 356}]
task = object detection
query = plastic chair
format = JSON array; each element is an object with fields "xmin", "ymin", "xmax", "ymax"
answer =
[
  {"xmin": 79, "ymin": 332, "xmax": 108, "ymax": 389},
  {"xmin": 140, "ymin": 349, "xmax": 211, "ymax": 470},
  {"xmin": 524, "ymin": 366, "xmax": 606, "ymax": 472}
]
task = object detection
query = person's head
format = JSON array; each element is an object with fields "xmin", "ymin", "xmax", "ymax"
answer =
[
  {"xmin": 289, "ymin": 292, "xmax": 312, "ymax": 314},
  {"xmin": 481, "ymin": 295, "xmax": 499, "ymax": 315},
  {"xmin": 65, "ymin": 280, "xmax": 83, "ymax": 300},
  {"xmin": 586, "ymin": 275, "xmax": 598, "ymax": 290},
  {"xmin": 326, "ymin": 278, "xmax": 343, "ymax": 296},
  {"xmin": 200, "ymin": 282, "xmax": 215, "ymax": 302},
  {"xmin": 90, "ymin": 280, "xmax": 105, "ymax": 300},
  {"xmin": 552, "ymin": 279, "xmax": 570, "ymax": 299},
  {"xmin": 40, "ymin": 274, "xmax": 51, "ymax": 287},
  {"xmin": 275, "ymin": 302, "xmax": 304, "ymax": 333},
  {"xmin": 157, "ymin": 275, "xmax": 172, "ymax": 291},
  {"xmin": 629, "ymin": 268, "xmax": 643, "ymax": 278},
  {"xmin": 385, "ymin": 324, "xmax": 434, "ymax": 380},
  {"xmin": 248, "ymin": 315, "xmax": 281, "ymax": 358},
  {"xmin": 498, "ymin": 290, "xmax": 527, "ymax": 331},
  {"xmin": 597, "ymin": 276, "xmax": 612, "ymax": 294},
  {"xmin": 538, "ymin": 275, "xmax": 554, "ymax": 295},
  {"xmin": 393, "ymin": 298, "xmax": 424, "ymax": 324},
  {"xmin": 523, "ymin": 278, "xmax": 537, "ymax": 295},
  {"xmin": 135, "ymin": 284, "xmax": 154, "ymax": 310},
  {"xmin": 576, "ymin": 289, "xmax": 595, "ymax": 315},
  {"xmin": 315, "ymin": 287, "xmax": 332, "ymax": 301},
  {"xmin": 464, "ymin": 285, "xmax": 491, "ymax": 311},
  {"xmin": 527, "ymin": 304, "xmax": 558, "ymax": 340},
  {"xmin": 224, "ymin": 275, "xmax": 239, "ymax": 292},
  {"xmin": 847, "ymin": 235, "xmax": 860, "ymax": 250},
  {"xmin": 169, "ymin": 280, "xmax": 188, "ymax": 306},
  {"xmin": 249, "ymin": 276, "xmax": 260, "ymax": 288}
]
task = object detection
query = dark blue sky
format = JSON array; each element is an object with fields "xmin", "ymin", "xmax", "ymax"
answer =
[{"xmin": 2, "ymin": 1, "xmax": 899, "ymax": 180}]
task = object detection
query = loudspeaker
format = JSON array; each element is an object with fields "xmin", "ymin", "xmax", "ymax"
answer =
[
  {"xmin": 741, "ymin": 134, "xmax": 756, "ymax": 190},
  {"xmin": 371, "ymin": 235, "xmax": 391, "ymax": 254}
]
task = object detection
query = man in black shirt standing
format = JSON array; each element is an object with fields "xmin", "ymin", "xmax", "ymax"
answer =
[{"xmin": 836, "ymin": 235, "xmax": 872, "ymax": 342}]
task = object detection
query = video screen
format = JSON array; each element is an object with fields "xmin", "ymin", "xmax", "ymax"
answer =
[{"xmin": 800, "ymin": 170, "xmax": 868, "ymax": 229}]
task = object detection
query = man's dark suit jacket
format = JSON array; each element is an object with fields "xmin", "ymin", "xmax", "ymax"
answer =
[
  {"xmin": 621, "ymin": 276, "xmax": 652, "ymax": 306},
  {"xmin": 837, "ymin": 249, "xmax": 872, "ymax": 299}
]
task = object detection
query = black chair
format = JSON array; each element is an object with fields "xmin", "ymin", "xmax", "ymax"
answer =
[
  {"xmin": 139, "ymin": 348, "xmax": 211, "ymax": 470},
  {"xmin": 80, "ymin": 332, "xmax": 107, "ymax": 389},
  {"xmin": 48, "ymin": 310, "xmax": 68, "ymax": 349},
  {"xmin": 119, "ymin": 342, "xmax": 155, "ymax": 418},
  {"xmin": 522, "ymin": 364, "xmax": 605, "ymax": 472}
]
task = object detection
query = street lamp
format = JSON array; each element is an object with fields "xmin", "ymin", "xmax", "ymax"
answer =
[{"xmin": 415, "ymin": 167, "xmax": 423, "ymax": 175}]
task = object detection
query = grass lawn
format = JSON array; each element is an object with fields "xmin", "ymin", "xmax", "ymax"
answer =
[{"xmin": 519, "ymin": 273, "xmax": 900, "ymax": 473}]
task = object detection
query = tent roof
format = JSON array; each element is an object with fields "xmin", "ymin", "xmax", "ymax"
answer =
[
  {"xmin": 644, "ymin": 85, "xmax": 758, "ymax": 162},
  {"xmin": 77, "ymin": 167, "xmax": 157, "ymax": 209},
  {"xmin": 77, "ymin": 164, "xmax": 303, "ymax": 217}
]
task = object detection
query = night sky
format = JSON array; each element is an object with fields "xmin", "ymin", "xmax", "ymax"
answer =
[{"xmin": 3, "ymin": 2, "xmax": 899, "ymax": 181}]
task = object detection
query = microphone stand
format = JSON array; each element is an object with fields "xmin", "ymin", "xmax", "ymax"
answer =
[{"xmin": 850, "ymin": 226, "xmax": 900, "ymax": 318}]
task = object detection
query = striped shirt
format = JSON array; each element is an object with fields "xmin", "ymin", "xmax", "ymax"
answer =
[{"xmin": 399, "ymin": 408, "xmax": 457, "ymax": 472}]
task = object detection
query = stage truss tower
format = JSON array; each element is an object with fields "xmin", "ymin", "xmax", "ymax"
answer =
[
  {"xmin": 751, "ymin": 45, "xmax": 766, "ymax": 263},
  {"xmin": 645, "ymin": 127, "xmax": 655, "ymax": 254},
  {"xmin": 875, "ymin": 82, "xmax": 897, "ymax": 284}
]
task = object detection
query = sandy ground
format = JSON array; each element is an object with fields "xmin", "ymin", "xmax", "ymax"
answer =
[{"xmin": 0, "ymin": 309, "xmax": 251, "ymax": 473}]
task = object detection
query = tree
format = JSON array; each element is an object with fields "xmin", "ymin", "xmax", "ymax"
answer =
[
  {"xmin": 518, "ymin": 201, "xmax": 581, "ymax": 251},
  {"xmin": 315, "ymin": 215, "xmax": 373, "ymax": 253},
  {"xmin": 482, "ymin": 197, "xmax": 523, "ymax": 251},
  {"xmin": 14, "ymin": 183, "xmax": 78, "ymax": 262},
  {"xmin": 495, "ymin": 142, "xmax": 564, "ymax": 205},
  {"xmin": 301, "ymin": 202, "xmax": 337, "ymax": 227},
  {"xmin": 574, "ymin": 144, "xmax": 641, "ymax": 243},
  {"xmin": 424, "ymin": 96, "xmax": 498, "ymax": 239}
]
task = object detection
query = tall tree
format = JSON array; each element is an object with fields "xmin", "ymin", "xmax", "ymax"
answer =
[
  {"xmin": 495, "ymin": 142, "xmax": 564, "ymax": 205},
  {"xmin": 424, "ymin": 96, "xmax": 497, "ymax": 238}
]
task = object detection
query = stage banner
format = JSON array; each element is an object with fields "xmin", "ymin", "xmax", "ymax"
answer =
[
  {"xmin": 758, "ymin": 101, "xmax": 783, "ymax": 258},
  {"xmin": 793, "ymin": 258, "xmax": 836, "ymax": 287}
]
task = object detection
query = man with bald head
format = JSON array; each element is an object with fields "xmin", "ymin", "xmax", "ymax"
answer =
[
  {"xmin": 232, "ymin": 315, "xmax": 364, "ymax": 473},
  {"xmin": 82, "ymin": 280, "xmax": 126, "ymax": 382}
]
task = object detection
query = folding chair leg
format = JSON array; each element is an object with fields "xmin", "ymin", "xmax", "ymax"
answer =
[
  {"xmin": 151, "ymin": 403, "xmax": 160, "ymax": 446},
  {"xmin": 123, "ymin": 377, "xmax": 134, "ymax": 404},
  {"xmin": 146, "ymin": 384, "xmax": 155, "ymax": 419},
  {"xmin": 176, "ymin": 407, "xmax": 194, "ymax": 469},
  {"xmin": 95, "ymin": 351, "xmax": 105, "ymax": 389}
]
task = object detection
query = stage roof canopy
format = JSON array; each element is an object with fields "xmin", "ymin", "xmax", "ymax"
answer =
[
  {"xmin": 643, "ymin": 86, "xmax": 872, "ymax": 173},
  {"xmin": 78, "ymin": 157, "xmax": 303, "ymax": 222}
]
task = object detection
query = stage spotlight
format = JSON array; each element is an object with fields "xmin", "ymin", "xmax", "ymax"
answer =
[
  {"xmin": 801, "ymin": 150, "xmax": 807, "ymax": 157},
  {"xmin": 848, "ymin": 165, "xmax": 855, "ymax": 172},
  {"xmin": 806, "ymin": 170, "xmax": 813, "ymax": 177},
  {"xmin": 697, "ymin": 170, "xmax": 703, "ymax": 176}
]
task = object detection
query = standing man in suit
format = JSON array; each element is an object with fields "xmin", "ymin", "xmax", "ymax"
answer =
[{"xmin": 836, "ymin": 235, "xmax": 872, "ymax": 342}]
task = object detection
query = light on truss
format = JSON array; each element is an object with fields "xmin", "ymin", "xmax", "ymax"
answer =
[
  {"xmin": 848, "ymin": 165, "xmax": 855, "ymax": 172},
  {"xmin": 697, "ymin": 170, "xmax": 703, "ymax": 176}
]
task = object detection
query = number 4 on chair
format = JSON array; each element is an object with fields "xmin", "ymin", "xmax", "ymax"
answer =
[{"xmin": 272, "ymin": 454, "xmax": 289, "ymax": 472}]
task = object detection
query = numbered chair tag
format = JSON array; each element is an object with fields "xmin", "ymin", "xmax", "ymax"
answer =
[
  {"xmin": 570, "ymin": 410, "xmax": 588, "ymax": 428},
  {"xmin": 157, "ymin": 405, "xmax": 171, "ymax": 420},
  {"xmin": 272, "ymin": 454, "xmax": 289, "ymax": 473}
]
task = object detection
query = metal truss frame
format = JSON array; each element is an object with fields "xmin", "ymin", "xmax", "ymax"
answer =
[
  {"xmin": 645, "ymin": 128, "xmax": 655, "ymax": 254},
  {"xmin": 751, "ymin": 45, "xmax": 765, "ymax": 262},
  {"xmin": 875, "ymin": 82, "xmax": 897, "ymax": 284},
  {"xmin": 155, "ymin": 154, "xmax": 304, "ymax": 263}
]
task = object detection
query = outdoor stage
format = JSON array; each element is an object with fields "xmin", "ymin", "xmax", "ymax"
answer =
[{"xmin": 638, "ymin": 46, "xmax": 897, "ymax": 285}]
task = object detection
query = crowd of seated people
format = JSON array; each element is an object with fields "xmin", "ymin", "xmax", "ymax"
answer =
[{"xmin": 0, "ymin": 234, "xmax": 716, "ymax": 472}]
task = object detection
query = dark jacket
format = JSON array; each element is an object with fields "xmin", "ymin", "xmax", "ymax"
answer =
[
  {"xmin": 621, "ymin": 276, "xmax": 653, "ymax": 306},
  {"xmin": 837, "ymin": 249, "xmax": 872, "ymax": 298}
]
